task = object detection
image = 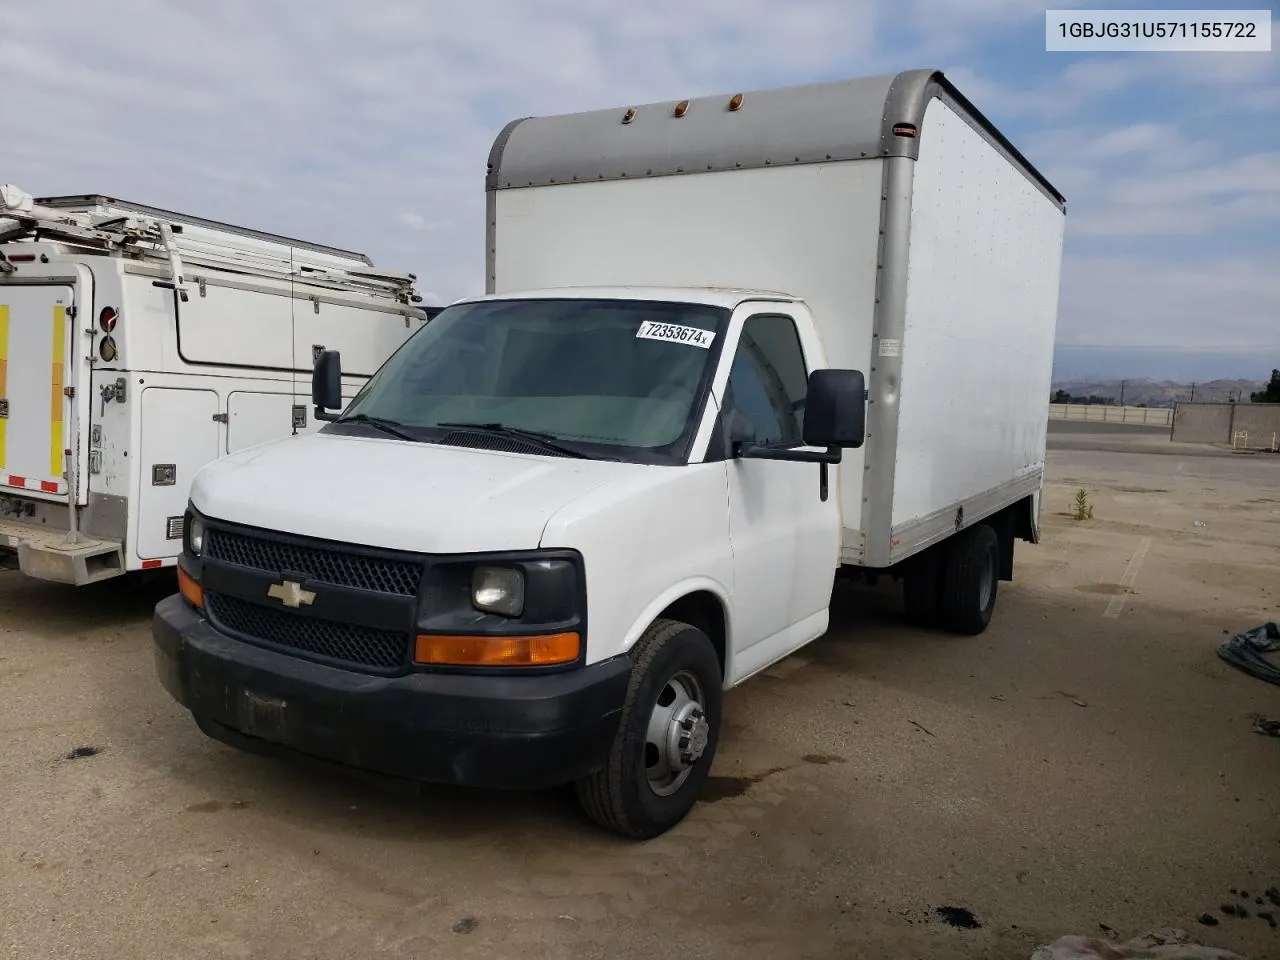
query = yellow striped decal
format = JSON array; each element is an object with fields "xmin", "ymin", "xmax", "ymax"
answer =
[
  {"xmin": 50, "ymin": 304, "xmax": 65, "ymax": 480},
  {"xmin": 0, "ymin": 304, "xmax": 7, "ymax": 469}
]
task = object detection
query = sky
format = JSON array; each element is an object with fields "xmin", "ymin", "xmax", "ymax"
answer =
[{"xmin": 2, "ymin": 0, "xmax": 1277, "ymax": 382}]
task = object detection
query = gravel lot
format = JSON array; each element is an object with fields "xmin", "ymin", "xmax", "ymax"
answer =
[{"xmin": 2, "ymin": 424, "xmax": 1278, "ymax": 960}]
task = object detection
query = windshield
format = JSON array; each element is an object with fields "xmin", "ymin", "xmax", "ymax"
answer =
[{"xmin": 338, "ymin": 297, "xmax": 730, "ymax": 463}]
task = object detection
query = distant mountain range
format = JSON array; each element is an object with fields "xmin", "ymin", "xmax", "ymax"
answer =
[
  {"xmin": 1050, "ymin": 377, "xmax": 1264, "ymax": 407},
  {"xmin": 1051, "ymin": 346, "xmax": 1279, "ymax": 382}
]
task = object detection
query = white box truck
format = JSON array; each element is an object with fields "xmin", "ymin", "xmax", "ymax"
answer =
[
  {"xmin": 0, "ymin": 186, "xmax": 435, "ymax": 585},
  {"xmin": 153, "ymin": 68, "xmax": 1065, "ymax": 838}
]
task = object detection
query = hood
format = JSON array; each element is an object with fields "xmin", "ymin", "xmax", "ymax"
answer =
[{"xmin": 190, "ymin": 431, "xmax": 646, "ymax": 553}]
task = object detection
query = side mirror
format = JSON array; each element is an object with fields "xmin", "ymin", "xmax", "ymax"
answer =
[
  {"xmin": 312, "ymin": 349, "xmax": 342, "ymax": 421},
  {"xmin": 803, "ymin": 369, "xmax": 866, "ymax": 448}
]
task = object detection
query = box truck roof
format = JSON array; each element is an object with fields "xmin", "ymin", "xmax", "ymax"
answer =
[
  {"xmin": 471, "ymin": 285, "xmax": 801, "ymax": 310},
  {"xmin": 486, "ymin": 67, "xmax": 1063, "ymax": 210}
]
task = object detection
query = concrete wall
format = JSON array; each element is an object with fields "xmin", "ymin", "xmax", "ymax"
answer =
[
  {"xmin": 1049, "ymin": 403, "xmax": 1173, "ymax": 427},
  {"xmin": 1231, "ymin": 405, "xmax": 1280, "ymax": 450},
  {"xmin": 1171, "ymin": 402, "xmax": 1280, "ymax": 449}
]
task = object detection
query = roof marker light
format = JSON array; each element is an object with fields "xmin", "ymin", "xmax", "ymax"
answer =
[
  {"xmin": 728, "ymin": 93, "xmax": 744, "ymax": 112},
  {"xmin": 673, "ymin": 100, "xmax": 689, "ymax": 118},
  {"xmin": 622, "ymin": 107, "xmax": 637, "ymax": 124}
]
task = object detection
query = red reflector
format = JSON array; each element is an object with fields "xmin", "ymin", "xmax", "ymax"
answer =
[
  {"xmin": 40, "ymin": 481, "xmax": 58, "ymax": 492},
  {"xmin": 142, "ymin": 560, "xmax": 163, "ymax": 569},
  {"xmin": 7, "ymin": 254, "xmax": 36, "ymax": 263},
  {"xmin": 99, "ymin": 306, "xmax": 118, "ymax": 332},
  {"xmin": 8, "ymin": 475, "xmax": 26, "ymax": 487}
]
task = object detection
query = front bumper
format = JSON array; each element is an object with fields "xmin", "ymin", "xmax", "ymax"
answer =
[{"xmin": 152, "ymin": 594, "xmax": 630, "ymax": 790}]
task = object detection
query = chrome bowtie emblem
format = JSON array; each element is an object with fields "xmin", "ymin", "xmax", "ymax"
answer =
[{"xmin": 267, "ymin": 579, "xmax": 315, "ymax": 608}]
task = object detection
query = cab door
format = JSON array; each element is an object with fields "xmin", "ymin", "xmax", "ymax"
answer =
[{"xmin": 715, "ymin": 308, "xmax": 840, "ymax": 681}]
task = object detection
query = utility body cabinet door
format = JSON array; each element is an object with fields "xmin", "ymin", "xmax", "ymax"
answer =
[{"xmin": 135, "ymin": 387, "xmax": 220, "ymax": 559}]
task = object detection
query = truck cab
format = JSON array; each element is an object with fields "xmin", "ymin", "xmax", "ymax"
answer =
[{"xmin": 157, "ymin": 287, "xmax": 865, "ymax": 839}]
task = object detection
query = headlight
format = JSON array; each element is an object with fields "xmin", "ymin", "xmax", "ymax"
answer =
[
  {"xmin": 187, "ymin": 516, "xmax": 205, "ymax": 556},
  {"xmin": 471, "ymin": 565, "xmax": 524, "ymax": 617}
]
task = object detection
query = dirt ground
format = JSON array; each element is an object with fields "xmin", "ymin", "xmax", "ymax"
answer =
[{"xmin": 2, "ymin": 423, "xmax": 1279, "ymax": 960}]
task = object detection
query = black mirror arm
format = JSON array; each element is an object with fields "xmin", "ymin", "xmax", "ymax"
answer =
[
  {"xmin": 735, "ymin": 442, "xmax": 843, "ymax": 503},
  {"xmin": 735, "ymin": 442, "xmax": 843, "ymax": 465},
  {"xmin": 314, "ymin": 407, "xmax": 341, "ymax": 423}
]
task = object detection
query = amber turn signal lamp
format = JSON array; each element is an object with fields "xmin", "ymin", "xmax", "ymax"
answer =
[
  {"xmin": 177, "ymin": 566, "xmax": 204, "ymax": 609},
  {"xmin": 414, "ymin": 632, "xmax": 580, "ymax": 667}
]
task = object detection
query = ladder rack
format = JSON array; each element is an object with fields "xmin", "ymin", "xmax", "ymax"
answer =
[{"xmin": 1, "ymin": 184, "xmax": 425, "ymax": 307}]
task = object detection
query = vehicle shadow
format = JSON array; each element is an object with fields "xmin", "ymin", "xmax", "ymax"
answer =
[{"xmin": 0, "ymin": 568, "xmax": 174, "ymax": 637}]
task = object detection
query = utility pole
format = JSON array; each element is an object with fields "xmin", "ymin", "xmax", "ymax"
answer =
[
  {"xmin": 1119, "ymin": 379, "xmax": 1126, "ymax": 407},
  {"xmin": 1190, "ymin": 382, "xmax": 1196, "ymax": 402}
]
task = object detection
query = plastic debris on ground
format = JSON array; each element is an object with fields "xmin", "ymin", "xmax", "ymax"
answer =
[
  {"xmin": 1217, "ymin": 622, "xmax": 1280, "ymax": 686},
  {"xmin": 1253, "ymin": 717, "xmax": 1280, "ymax": 737},
  {"xmin": 1030, "ymin": 928, "xmax": 1245, "ymax": 959}
]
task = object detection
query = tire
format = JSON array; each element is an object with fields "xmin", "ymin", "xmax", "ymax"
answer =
[
  {"xmin": 939, "ymin": 524, "xmax": 1000, "ymax": 636},
  {"xmin": 901, "ymin": 547, "xmax": 943, "ymax": 628},
  {"xmin": 574, "ymin": 618, "xmax": 723, "ymax": 839}
]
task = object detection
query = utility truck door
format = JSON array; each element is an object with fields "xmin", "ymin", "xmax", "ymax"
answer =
[
  {"xmin": 0, "ymin": 283, "xmax": 76, "ymax": 501},
  {"xmin": 718, "ymin": 310, "xmax": 840, "ymax": 681}
]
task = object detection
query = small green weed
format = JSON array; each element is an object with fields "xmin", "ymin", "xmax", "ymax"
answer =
[{"xmin": 1072, "ymin": 489, "xmax": 1094, "ymax": 521}]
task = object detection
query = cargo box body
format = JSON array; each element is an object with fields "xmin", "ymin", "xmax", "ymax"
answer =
[{"xmin": 485, "ymin": 68, "xmax": 1065, "ymax": 568}]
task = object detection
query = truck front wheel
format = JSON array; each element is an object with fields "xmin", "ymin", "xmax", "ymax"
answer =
[
  {"xmin": 575, "ymin": 618, "xmax": 722, "ymax": 839},
  {"xmin": 939, "ymin": 523, "xmax": 1000, "ymax": 635}
]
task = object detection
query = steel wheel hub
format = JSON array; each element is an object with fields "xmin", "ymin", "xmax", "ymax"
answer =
[{"xmin": 644, "ymin": 670, "xmax": 709, "ymax": 797}]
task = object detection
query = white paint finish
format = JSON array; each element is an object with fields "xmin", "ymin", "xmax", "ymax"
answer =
[
  {"xmin": 89, "ymin": 369, "xmax": 134, "ymax": 500},
  {"xmin": 891, "ymin": 98, "xmax": 1064, "ymax": 528},
  {"xmin": 227, "ymin": 391, "xmax": 296, "ymax": 454},
  {"xmin": 292, "ymin": 289, "xmax": 428, "ymax": 381},
  {"xmin": 0, "ymin": 221, "xmax": 422, "ymax": 581},
  {"xmin": 177, "ymin": 270, "xmax": 295, "ymax": 368},
  {"xmin": 730, "ymin": 610, "xmax": 830, "ymax": 685},
  {"xmin": 0, "ymin": 283, "xmax": 74, "ymax": 499},
  {"xmin": 190, "ymin": 432, "xmax": 638, "ymax": 555},
  {"xmin": 539, "ymin": 460, "xmax": 734, "ymax": 669},
  {"xmin": 478, "ymin": 285, "xmax": 791, "ymax": 311},
  {"xmin": 493, "ymin": 160, "xmax": 884, "ymax": 517},
  {"xmin": 135, "ymin": 387, "xmax": 220, "ymax": 559},
  {"xmin": 705, "ymin": 303, "xmax": 839, "ymax": 672}
]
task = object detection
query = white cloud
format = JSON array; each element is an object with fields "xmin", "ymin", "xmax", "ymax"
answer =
[
  {"xmin": 1, "ymin": 0, "xmax": 1277, "ymax": 374},
  {"xmin": 1058, "ymin": 255, "xmax": 1280, "ymax": 350},
  {"xmin": 395, "ymin": 213, "xmax": 452, "ymax": 232},
  {"xmin": 1028, "ymin": 118, "xmax": 1280, "ymax": 238}
]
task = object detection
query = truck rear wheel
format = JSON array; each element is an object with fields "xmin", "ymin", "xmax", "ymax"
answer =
[
  {"xmin": 939, "ymin": 524, "xmax": 999, "ymax": 635},
  {"xmin": 574, "ymin": 618, "xmax": 722, "ymax": 840}
]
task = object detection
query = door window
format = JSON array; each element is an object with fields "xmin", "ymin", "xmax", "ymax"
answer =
[{"xmin": 724, "ymin": 314, "xmax": 809, "ymax": 445}]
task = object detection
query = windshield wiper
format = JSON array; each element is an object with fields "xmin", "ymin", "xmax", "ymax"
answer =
[
  {"xmin": 436, "ymin": 421, "xmax": 606, "ymax": 460},
  {"xmin": 336, "ymin": 413, "xmax": 419, "ymax": 442}
]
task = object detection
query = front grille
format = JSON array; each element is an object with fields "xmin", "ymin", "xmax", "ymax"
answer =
[
  {"xmin": 206, "ymin": 592, "xmax": 407, "ymax": 672},
  {"xmin": 205, "ymin": 527, "xmax": 422, "ymax": 596}
]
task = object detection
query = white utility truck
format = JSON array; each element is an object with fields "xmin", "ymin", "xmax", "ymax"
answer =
[
  {"xmin": 0, "ymin": 186, "xmax": 435, "ymax": 585},
  {"xmin": 154, "ymin": 68, "xmax": 1065, "ymax": 839}
]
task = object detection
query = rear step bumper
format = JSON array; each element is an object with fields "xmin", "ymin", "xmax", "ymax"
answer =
[{"xmin": 0, "ymin": 519, "xmax": 124, "ymax": 584}]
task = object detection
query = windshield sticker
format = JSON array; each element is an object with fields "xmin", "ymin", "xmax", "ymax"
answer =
[{"xmin": 635, "ymin": 320, "xmax": 716, "ymax": 349}]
